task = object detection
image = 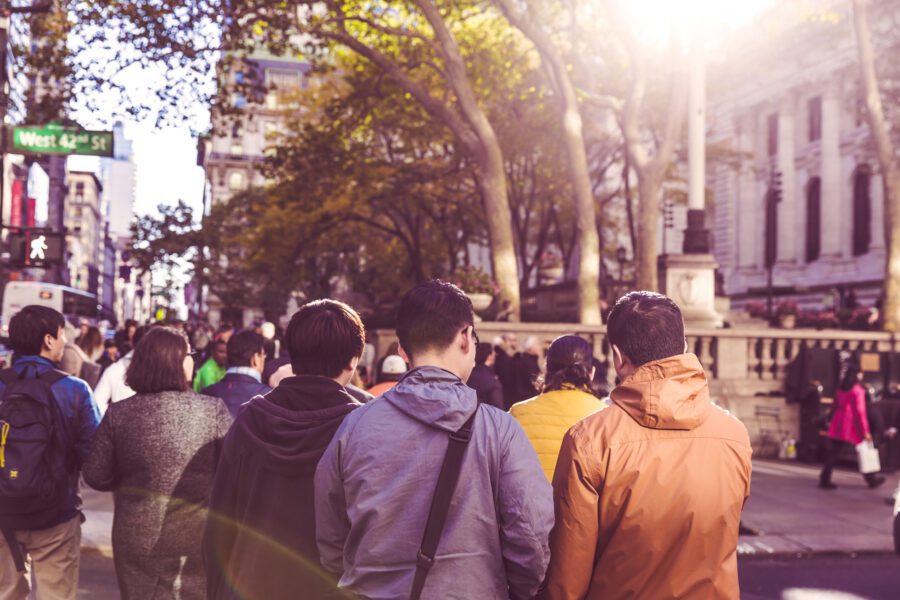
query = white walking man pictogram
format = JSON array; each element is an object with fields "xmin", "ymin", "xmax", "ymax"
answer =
[{"xmin": 29, "ymin": 234, "xmax": 48, "ymax": 261}]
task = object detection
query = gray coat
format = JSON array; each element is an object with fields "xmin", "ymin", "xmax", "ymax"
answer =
[
  {"xmin": 315, "ymin": 366, "xmax": 554, "ymax": 600},
  {"xmin": 83, "ymin": 390, "xmax": 233, "ymax": 599}
]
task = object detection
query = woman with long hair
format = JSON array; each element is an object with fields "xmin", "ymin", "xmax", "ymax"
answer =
[
  {"xmin": 819, "ymin": 357, "xmax": 886, "ymax": 490},
  {"xmin": 509, "ymin": 335, "xmax": 607, "ymax": 480},
  {"xmin": 83, "ymin": 326, "xmax": 233, "ymax": 599}
]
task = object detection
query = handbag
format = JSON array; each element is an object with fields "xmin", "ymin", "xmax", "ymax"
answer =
[{"xmin": 856, "ymin": 441, "xmax": 881, "ymax": 474}]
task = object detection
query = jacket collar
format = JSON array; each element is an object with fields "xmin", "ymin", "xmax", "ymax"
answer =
[
  {"xmin": 225, "ymin": 366, "xmax": 263, "ymax": 383},
  {"xmin": 610, "ymin": 353, "xmax": 711, "ymax": 431}
]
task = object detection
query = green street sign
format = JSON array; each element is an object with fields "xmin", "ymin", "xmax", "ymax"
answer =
[{"xmin": 9, "ymin": 123, "xmax": 114, "ymax": 157}]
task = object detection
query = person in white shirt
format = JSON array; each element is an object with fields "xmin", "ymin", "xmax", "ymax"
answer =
[{"xmin": 94, "ymin": 325, "xmax": 153, "ymax": 414}]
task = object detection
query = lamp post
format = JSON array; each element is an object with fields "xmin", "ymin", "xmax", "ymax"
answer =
[{"xmin": 616, "ymin": 246, "xmax": 627, "ymax": 282}]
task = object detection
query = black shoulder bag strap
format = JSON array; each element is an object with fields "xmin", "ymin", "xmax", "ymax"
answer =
[{"xmin": 409, "ymin": 407, "xmax": 478, "ymax": 600}]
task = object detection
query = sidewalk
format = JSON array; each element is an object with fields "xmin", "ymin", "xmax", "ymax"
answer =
[
  {"xmin": 739, "ymin": 459, "xmax": 897, "ymax": 559},
  {"xmin": 78, "ymin": 459, "xmax": 899, "ymax": 559}
]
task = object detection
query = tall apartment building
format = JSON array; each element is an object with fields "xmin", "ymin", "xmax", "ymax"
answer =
[
  {"xmin": 708, "ymin": 0, "xmax": 896, "ymax": 309},
  {"xmin": 197, "ymin": 52, "xmax": 309, "ymax": 326},
  {"xmin": 64, "ymin": 170, "xmax": 103, "ymax": 294}
]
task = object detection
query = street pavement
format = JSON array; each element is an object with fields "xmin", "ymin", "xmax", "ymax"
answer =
[
  {"xmin": 739, "ymin": 460, "xmax": 898, "ymax": 558},
  {"xmin": 739, "ymin": 556, "xmax": 900, "ymax": 599}
]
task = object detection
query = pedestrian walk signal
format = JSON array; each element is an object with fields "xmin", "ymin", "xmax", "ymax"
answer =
[{"xmin": 7, "ymin": 229, "xmax": 64, "ymax": 268}]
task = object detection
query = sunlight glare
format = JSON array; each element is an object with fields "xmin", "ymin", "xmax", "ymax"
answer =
[{"xmin": 622, "ymin": 0, "xmax": 776, "ymax": 47}]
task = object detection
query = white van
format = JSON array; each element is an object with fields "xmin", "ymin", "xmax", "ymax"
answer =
[{"xmin": 1, "ymin": 281, "xmax": 99, "ymax": 339}]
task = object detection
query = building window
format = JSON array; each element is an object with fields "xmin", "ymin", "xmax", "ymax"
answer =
[
  {"xmin": 808, "ymin": 96, "xmax": 822, "ymax": 142},
  {"xmin": 765, "ymin": 190, "xmax": 778, "ymax": 268},
  {"xmin": 228, "ymin": 171, "xmax": 246, "ymax": 191},
  {"xmin": 232, "ymin": 93, "xmax": 247, "ymax": 109},
  {"xmin": 265, "ymin": 68, "xmax": 301, "ymax": 90},
  {"xmin": 767, "ymin": 113, "xmax": 778, "ymax": 157},
  {"xmin": 231, "ymin": 122, "xmax": 242, "ymax": 138},
  {"xmin": 806, "ymin": 177, "xmax": 821, "ymax": 262},
  {"xmin": 853, "ymin": 166, "xmax": 871, "ymax": 256}
]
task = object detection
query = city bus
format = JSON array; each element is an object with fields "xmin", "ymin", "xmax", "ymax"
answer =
[{"xmin": 0, "ymin": 281, "xmax": 99, "ymax": 340}]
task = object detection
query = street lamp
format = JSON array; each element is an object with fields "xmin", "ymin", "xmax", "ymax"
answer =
[{"xmin": 616, "ymin": 246, "xmax": 627, "ymax": 282}]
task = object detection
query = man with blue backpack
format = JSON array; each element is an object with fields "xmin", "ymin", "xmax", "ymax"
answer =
[{"xmin": 0, "ymin": 305, "xmax": 100, "ymax": 599}]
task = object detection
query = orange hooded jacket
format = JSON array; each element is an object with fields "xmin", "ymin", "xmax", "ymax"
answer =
[{"xmin": 541, "ymin": 354, "xmax": 752, "ymax": 600}]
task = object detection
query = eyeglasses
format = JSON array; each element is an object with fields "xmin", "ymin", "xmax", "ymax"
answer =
[{"xmin": 463, "ymin": 325, "xmax": 479, "ymax": 347}]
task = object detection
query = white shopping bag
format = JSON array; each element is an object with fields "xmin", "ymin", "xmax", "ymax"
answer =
[{"xmin": 856, "ymin": 441, "xmax": 881, "ymax": 474}]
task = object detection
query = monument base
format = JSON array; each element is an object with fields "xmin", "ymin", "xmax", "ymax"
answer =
[{"xmin": 658, "ymin": 253, "xmax": 723, "ymax": 329}]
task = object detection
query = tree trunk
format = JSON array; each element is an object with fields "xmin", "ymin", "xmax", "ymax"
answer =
[
  {"xmin": 852, "ymin": 0, "xmax": 900, "ymax": 331},
  {"xmin": 635, "ymin": 171, "xmax": 662, "ymax": 291},
  {"xmin": 476, "ymin": 139, "xmax": 521, "ymax": 319},
  {"xmin": 416, "ymin": 0, "xmax": 520, "ymax": 319},
  {"xmin": 494, "ymin": 0, "xmax": 601, "ymax": 324}
]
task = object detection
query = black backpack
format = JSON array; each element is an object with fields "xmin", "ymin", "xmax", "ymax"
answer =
[{"xmin": 0, "ymin": 367, "xmax": 71, "ymax": 531}]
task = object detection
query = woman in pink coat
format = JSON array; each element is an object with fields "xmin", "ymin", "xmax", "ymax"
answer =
[{"xmin": 819, "ymin": 360, "xmax": 886, "ymax": 489}]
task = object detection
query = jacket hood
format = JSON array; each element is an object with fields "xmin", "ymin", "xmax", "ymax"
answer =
[
  {"xmin": 610, "ymin": 353, "xmax": 711, "ymax": 430},
  {"xmin": 235, "ymin": 375, "xmax": 360, "ymax": 466},
  {"xmin": 384, "ymin": 366, "xmax": 477, "ymax": 432}
]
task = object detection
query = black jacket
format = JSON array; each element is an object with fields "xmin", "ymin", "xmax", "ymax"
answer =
[
  {"xmin": 202, "ymin": 372, "xmax": 272, "ymax": 417},
  {"xmin": 494, "ymin": 349, "xmax": 518, "ymax": 410},
  {"xmin": 467, "ymin": 364, "xmax": 504, "ymax": 410},
  {"xmin": 202, "ymin": 375, "xmax": 360, "ymax": 600},
  {"xmin": 513, "ymin": 353, "xmax": 541, "ymax": 405}
]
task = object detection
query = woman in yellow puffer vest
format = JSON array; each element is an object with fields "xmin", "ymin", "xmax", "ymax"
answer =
[{"xmin": 509, "ymin": 335, "xmax": 607, "ymax": 481}]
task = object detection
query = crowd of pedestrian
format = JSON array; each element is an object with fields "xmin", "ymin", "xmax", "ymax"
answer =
[{"xmin": 0, "ymin": 283, "xmax": 763, "ymax": 599}]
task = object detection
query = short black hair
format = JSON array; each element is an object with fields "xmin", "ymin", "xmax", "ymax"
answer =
[
  {"xmin": 475, "ymin": 342, "xmax": 493, "ymax": 366},
  {"xmin": 126, "ymin": 327, "xmax": 190, "ymax": 393},
  {"xmin": 396, "ymin": 280, "xmax": 473, "ymax": 359},
  {"xmin": 227, "ymin": 330, "xmax": 265, "ymax": 367},
  {"xmin": 8, "ymin": 305, "xmax": 66, "ymax": 356},
  {"xmin": 287, "ymin": 300, "xmax": 365, "ymax": 378},
  {"xmin": 606, "ymin": 291, "xmax": 685, "ymax": 367},
  {"xmin": 104, "ymin": 339, "xmax": 117, "ymax": 349}
]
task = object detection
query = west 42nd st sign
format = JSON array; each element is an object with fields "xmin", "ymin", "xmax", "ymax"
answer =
[{"xmin": 10, "ymin": 123, "xmax": 114, "ymax": 157}]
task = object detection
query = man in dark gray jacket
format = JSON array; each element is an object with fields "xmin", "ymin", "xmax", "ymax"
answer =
[{"xmin": 315, "ymin": 280, "xmax": 553, "ymax": 600}]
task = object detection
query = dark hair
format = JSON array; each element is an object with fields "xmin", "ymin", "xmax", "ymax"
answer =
[
  {"xmin": 475, "ymin": 342, "xmax": 494, "ymax": 366},
  {"xmin": 104, "ymin": 339, "xmax": 117, "ymax": 349},
  {"xmin": 124, "ymin": 319, "xmax": 137, "ymax": 329},
  {"xmin": 126, "ymin": 327, "xmax": 190, "ymax": 393},
  {"xmin": 133, "ymin": 324, "xmax": 154, "ymax": 348},
  {"xmin": 77, "ymin": 326, "xmax": 104, "ymax": 357},
  {"xmin": 537, "ymin": 335, "xmax": 594, "ymax": 393},
  {"xmin": 396, "ymin": 280, "xmax": 473, "ymax": 359},
  {"xmin": 227, "ymin": 330, "xmax": 265, "ymax": 367},
  {"xmin": 8, "ymin": 305, "xmax": 66, "ymax": 356},
  {"xmin": 606, "ymin": 291, "xmax": 685, "ymax": 367},
  {"xmin": 287, "ymin": 299, "xmax": 365, "ymax": 378},
  {"xmin": 839, "ymin": 359, "xmax": 862, "ymax": 391}
]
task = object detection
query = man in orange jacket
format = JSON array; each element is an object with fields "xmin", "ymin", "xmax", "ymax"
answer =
[{"xmin": 541, "ymin": 291, "xmax": 752, "ymax": 600}]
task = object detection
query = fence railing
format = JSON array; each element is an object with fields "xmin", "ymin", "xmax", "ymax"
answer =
[{"xmin": 371, "ymin": 323, "xmax": 897, "ymax": 385}]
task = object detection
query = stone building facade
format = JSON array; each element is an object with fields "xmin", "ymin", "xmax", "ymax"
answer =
[{"xmin": 708, "ymin": 0, "xmax": 897, "ymax": 310}]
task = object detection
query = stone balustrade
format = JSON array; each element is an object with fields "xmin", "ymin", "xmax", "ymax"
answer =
[{"xmin": 369, "ymin": 323, "xmax": 897, "ymax": 457}]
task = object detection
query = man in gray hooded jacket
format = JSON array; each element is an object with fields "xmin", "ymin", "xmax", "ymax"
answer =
[{"xmin": 315, "ymin": 280, "xmax": 554, "ymax": 600}]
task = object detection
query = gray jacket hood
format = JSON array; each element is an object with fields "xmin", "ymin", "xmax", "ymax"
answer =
[{"xmin": 384, "ymin": 366, "xmax": 477, "ymax": 432}]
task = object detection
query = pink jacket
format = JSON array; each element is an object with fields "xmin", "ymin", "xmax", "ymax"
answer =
[{"xmin": 828, "ymin": 385, "xmax": 870, "ymax": 445}]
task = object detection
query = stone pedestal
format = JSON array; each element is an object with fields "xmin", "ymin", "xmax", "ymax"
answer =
[{"xmin": 658, "ymin": 253, "xmax": 724, "ymax": 328}]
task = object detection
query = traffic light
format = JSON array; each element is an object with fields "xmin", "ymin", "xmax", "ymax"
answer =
[{"xmin": 7, "ymin": 229, "xmax": 64, "ymax": 268}]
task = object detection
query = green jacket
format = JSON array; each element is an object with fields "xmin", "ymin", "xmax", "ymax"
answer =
[{"xmin": 194, "ymin": 358, "xmax": 226, "ymax": 392}]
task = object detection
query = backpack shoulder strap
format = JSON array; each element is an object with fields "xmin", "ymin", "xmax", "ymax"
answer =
[
  {"xmin": 409, "ymin": 406, "xmax": 479, "ymax": 600},
  {"xmin": 39, "ymin": 369, "xmax": 68, "ymax": 386}
]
